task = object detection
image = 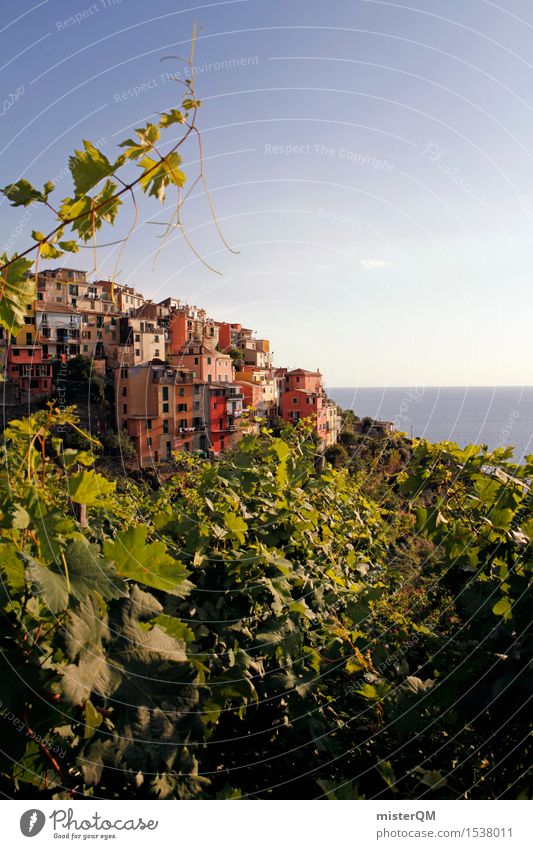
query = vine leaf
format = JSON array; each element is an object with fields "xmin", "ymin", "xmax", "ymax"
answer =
[
  {"xmin": 139, "ymin": 152, "xmax": 186, "ymax": 202},
  {"xmin": 26, "ymin": 540, "xmax": 125, "ymax": 613},
  {"xmin": 60, "ymin": 180, "xmax": 122, "ymax": 242},
  {"xmin": 69, "ymin": 141, "xmax": 117, "ymax": 196},
  {"xmin": 0, "ymin": 255, "xmax": 35, "ymax": 333},
  {"xmin": 159, "ymin": 109, "xmax": 185, "ymax": 128},
  {"xmin": 104, "ymin": 525, "xmax": 193, "ymax": 597},
  {"xmin": 224, "ymin": 511, "xmax": 247, "ymax": 544},
  {"xmin": 67, "ymin": 469, "xmax": 116, "ymax": 505},
  {"xmin": 2, "ymin": 179, "xmax": 45, "ymax": 207}
]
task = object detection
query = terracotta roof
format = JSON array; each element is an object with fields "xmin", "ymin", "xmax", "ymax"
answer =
[{"xmin": 35, "ymin": 302, "xmax": 81, "ymax": 315}]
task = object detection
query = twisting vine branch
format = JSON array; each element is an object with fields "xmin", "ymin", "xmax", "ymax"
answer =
[{"xmin": 0, "ymin": 26, "xmax": 233, "ymax": 334}]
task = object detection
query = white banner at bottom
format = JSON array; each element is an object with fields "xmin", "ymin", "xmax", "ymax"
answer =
[{"xmin": 4, "ymin": 799, "xmax": 531, "ymax": 848}]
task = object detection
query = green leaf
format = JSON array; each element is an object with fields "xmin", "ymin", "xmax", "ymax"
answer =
[
  {"xmin": 150, "ymin": 614, "xmax": 195, "ymax": 643},
  {"xmin": 26, "ymin": 556, "xmax": 68, "ymax": 613},
  {"xmin": 159, "ymin": 108, "xmax": 185, "ymax": 127},
  {"xmin": 84, "ymin": 700, "xmax": 103, "ymax": 738},
  {"xmin": 2, "ymin": 179, "xmax": 44, "ymax": 207},
  {"xmin": 104, "ymin": 525, "xmax": 193, "ymax": 598},
  {"xmin": 0, "ymin": 255, "xmax": 36, "ymax": 333},
  {"xmin": 0, "ymin": 545, "xmax": 25, "ymax": 594},
  {"xmin": 224, "ymin": 511, "xmax": 247, "ymax": 544},
  {"xmin": 58, "ymin": 240, "xmax": 79, "ymax": 253},
  {"xmin": 182, "ymin": 98, "xmax": 201, "ymax": 111},
  {"xmin": 67, "ymin": 469, "xmax": 116, "ymax": 505},
  {"xmin": 138, "ymin": 153, "xmax": 186, "ymax": 203},
  {"xmin": 39, "ymin": 242, "xmax": 63, "ymax": 259},
  {"xmin": 63, "ymin": 539, "xmax": 126, "ymax": 602},
  {"xmin": 59, "ymin": 180, "xmax": 122, "ymax": 242},
  {"xmin": 492, "ymin": 597, "xmax": 512, "ymax": 617},
  {"xmin": 26, "ymin": 540, "xmax": 125, "ymax": 613},
  {"xmin": 119, "ymin": 123, "xmax": 160, "ymax": 160},
  {"xmin": 69, "ymin": 140, "xmax": 116, "ymax": 195}
]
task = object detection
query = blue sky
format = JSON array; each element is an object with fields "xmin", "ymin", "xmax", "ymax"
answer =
[{"xmin": 2, "ymin": 0, "xmax": 533, "ymax": 386}]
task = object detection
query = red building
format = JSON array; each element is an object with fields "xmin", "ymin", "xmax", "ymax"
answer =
[
  {"xmin": 280, "ymin": 368, "xmax": 329, "ymax": 444},
  {"xmin": 285, "ymin": 368, "xmax": 323, "ymax": 394},
  {"xmin": 7, "ymin": 346, "xmax": 52, "ymax": 399},
  {"xmin": 207, "ymin": 383, "xmax": 243, "ymax": 454}
]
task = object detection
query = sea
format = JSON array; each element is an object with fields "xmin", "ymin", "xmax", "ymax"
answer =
[{"xmin": 329, "ymin": 387, "xmax": 533, "ymax": 464}]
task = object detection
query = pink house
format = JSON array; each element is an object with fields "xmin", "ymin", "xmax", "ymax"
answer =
[{"xmin": 169, "ymin": 342, "xmax": 234, "ymax": 384}]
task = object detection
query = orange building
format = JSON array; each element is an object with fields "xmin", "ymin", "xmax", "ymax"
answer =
[{"xmin": 115, "ymin": 361, "xmax": 210, "ymax": 465}]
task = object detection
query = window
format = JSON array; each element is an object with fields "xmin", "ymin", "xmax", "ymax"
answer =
[
  {"xmin": 163, "ymin": 420, "xmax": 169, "ymax": 434},
  {"xmin": 207, "ymin": 357, "xmax": 212, "ymax": 365},
  {"xmin": 154, "ymin": 335, "xmax": 159, "ymax": 343},
  {"xmin": 83, "ymin": 345, "xmax": 88, "ymax": 352},
  {"xmin": 121, "ymin": 368, "xmax": 128, "ymax": 379},
  {"xmin": 24, "ymin": 317, "xmax": 33, "ymax": 324},
  {"xmin": 162, "ymin": 402, "xmax": 169, "ymax": 413},
  {"xmin": 146, "ymin": 420, "xmax": 152, "ymax": 430},
  {"xmin": 154, "ymin": 349, "xmax": 160, "ymax": 357},
  {"xmin": 122, "ymin": 387, "xmax": 127, "ymax": 397},
  {"xmin": 162, "ymin": 386, "xmax": 168, "ymax": 401},
  {"xmin": 179, "ymin": 387, "xmax": 185, "ymax": 396},
  {"xmin": 123, "ymin": 404, "xmax": 127, "ymax": 414},
  {"xmin": 178, "ymin": 403, "xmax": 187, "ymax": 412},
  {"xmin": 135, "ymin": 334, "xmax": 140, "ymax": 342},
  {"xmin": 194, "ymin": 357, "xmax": 199, "ymax": 365},
  {"xmin": 179, "ymin": 418, "xmax": 187, "ymax": 429},
  {"xmin": 90, "ymin": 301, "xmax": 95, "ymax": 310},
  {"xmin": 12, "ymin": 349, "xmax": 20, "ymax": 356},
  {"xmin": 307, "ymin": 397, "xmax": 312, "ymax": 404},
  {"xmin": 194, "ymin": 401, "xmax": 200, "ymax": 411},
  {"xmin": 147, "ymin": 437, "xmax": 152, "ymax": 448},
  {"xmin": 207, "ymin": 374, "xmax": 212, "ymax": 383},
  {"xmin": 292, "ymin": 396, "xmax": 298, "ymax": 404},
  {"xmin": 26, "ymin": 333, "xmax": 32, "ymax": 345},
  {"xmin": 37, "ymin": 292, "xmax": 43, "ymax": 301},
  {"xmin": 56, "ymin": 297, "xmax": 62, "ymax": 302},
  {"xmin": 56, "ymin": 283, "xmax": 61, "ymax": 291},
  {"xmin": 135, "ymin": 349, "xmax": 140, "ymax": 357}
]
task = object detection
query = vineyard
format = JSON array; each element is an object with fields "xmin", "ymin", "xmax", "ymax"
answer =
[{"xmin": 0, "ymin": 407, "xmax": 531, "ymax": 798}]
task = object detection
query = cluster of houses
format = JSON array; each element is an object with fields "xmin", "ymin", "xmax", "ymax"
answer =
[{"xmin": 1, "ymin": 267, "xmax": 341, "ymax": 466}]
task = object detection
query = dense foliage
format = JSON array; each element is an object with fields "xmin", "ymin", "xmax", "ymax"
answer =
[{"xmin": 0, "ymin": 410, "xmax": 530, "ymax": 799}]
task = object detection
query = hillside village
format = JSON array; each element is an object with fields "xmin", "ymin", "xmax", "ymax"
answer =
[{"xmin": 2, "ymin": 266, "xmax": 341, "ymax": 465}]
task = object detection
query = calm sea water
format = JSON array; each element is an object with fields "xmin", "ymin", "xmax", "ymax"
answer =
[{"xmin": 329, "ymin": 387, "xmax": 533, "ymax": 463}]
